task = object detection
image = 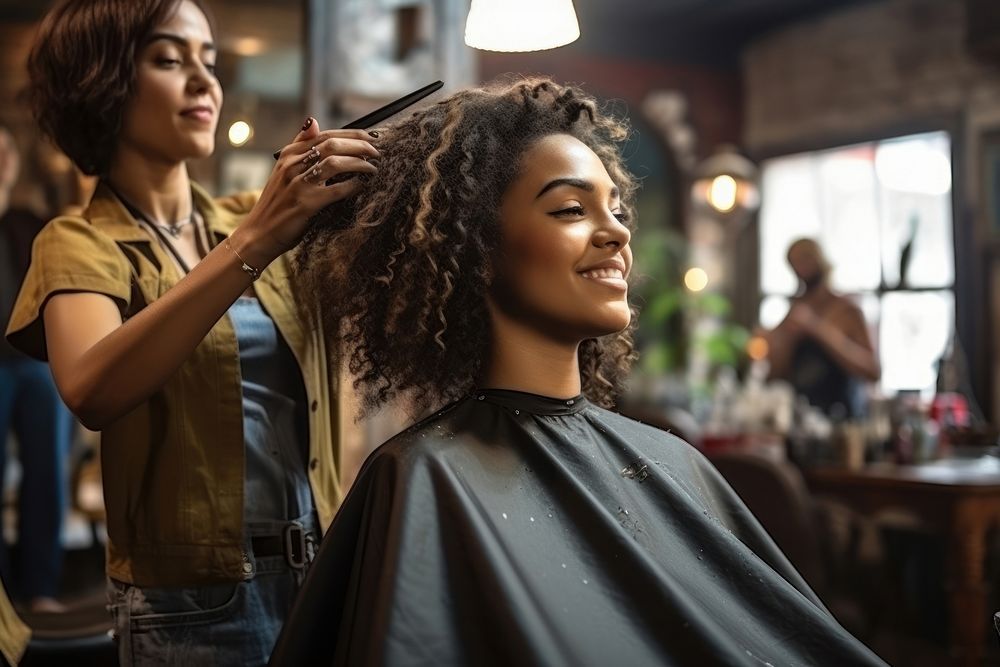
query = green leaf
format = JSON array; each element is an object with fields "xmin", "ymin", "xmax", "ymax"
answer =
[
  {"xmin": 698, "ymin": 293, "xmax": 731, "ymax": 317},
  {"xmin": 723, "ymin": 324, "xmax": 750, "ymax": 348},
  {"xmin": 646, "ymin": 290, "xmax": 683, "ymax": 324},
  {"xmin": 704, "ymin": 336, "xmax": 737, "ymax": 366},
  {"xmin": 641, "ymin": 345, "xmax": 673, "ymax": 373}
]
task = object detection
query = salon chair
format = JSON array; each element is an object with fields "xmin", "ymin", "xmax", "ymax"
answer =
[{"xmin": 710, "ymin": 451, "xmax": 878, "ymax": 639}]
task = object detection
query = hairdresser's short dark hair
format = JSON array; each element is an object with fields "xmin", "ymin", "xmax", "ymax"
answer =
[{"xmin": 27, "ymin": 0, "xmax": 214, "ymax": 176}]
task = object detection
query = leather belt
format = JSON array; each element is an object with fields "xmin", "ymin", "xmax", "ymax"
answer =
[{"xmin": 250, "ymin": 523, "xmax": 317, "ymax": 570}]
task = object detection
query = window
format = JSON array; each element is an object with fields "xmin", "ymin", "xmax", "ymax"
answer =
[{"xmin": 758, "ymin": 131, "xmax": 954, "ymax": 395}]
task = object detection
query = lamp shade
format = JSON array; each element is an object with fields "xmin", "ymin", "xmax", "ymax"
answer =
[
  {"xmin": 690, "ymin": 145, "xmax": 760, "ymax": 217},
  {"xmin": 465, "ymin": 0, "xmax": 580, "ymax": 53}
]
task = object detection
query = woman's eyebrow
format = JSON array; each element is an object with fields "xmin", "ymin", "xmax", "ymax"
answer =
[
  {"xmin": 147, "ymin": 32, "xmax": 216, "ymax": 52},
  {"xmin": 536, "ymin": 178, "xmax": 619, "ymax": 200},
  {"xmin": 536, "ymin": 178, "xmax": 591, "ymax": 199}
]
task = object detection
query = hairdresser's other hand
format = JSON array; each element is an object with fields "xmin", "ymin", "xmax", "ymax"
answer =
[{"xmin": 231, "ymin": 117, "xmax": 379, "ymax": 267}]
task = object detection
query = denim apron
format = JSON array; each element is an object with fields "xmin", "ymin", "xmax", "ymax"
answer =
[{"xmin": 108, "ymin": 297, "xmax": 319, "ymax": 666}]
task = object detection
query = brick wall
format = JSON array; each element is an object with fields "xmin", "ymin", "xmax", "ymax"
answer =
[{"xmin": 744, "ymin": 0, "xmax": 1000, "ymax": 157}]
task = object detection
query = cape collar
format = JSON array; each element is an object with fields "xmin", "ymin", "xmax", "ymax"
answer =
[{"xmin": 474, "ymin": 388, "xmax": 588, "ymax": 416}]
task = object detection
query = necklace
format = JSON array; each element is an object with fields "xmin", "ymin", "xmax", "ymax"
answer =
[
  {"xmin": 152, "ymin": 216, "xmax": 194, "ymax": 238},
  {"xmin": 137, "ymin": 206, "xmax": 194, "ymax": 238},
  {"xmin": 104, "ymin": 181, "xmax": 194, "ymax": 238},
  {"xmin": 138, "ymin": 209, "xmax": 212, "ymax": 275},
  {"xmin": 104, "ymin": 182, "xmax": 212, "ymax": 275}
]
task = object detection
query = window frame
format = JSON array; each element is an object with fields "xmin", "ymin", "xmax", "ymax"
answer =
[{"xmin": 743, "ymin": 114, "xmax": 983, "ymax": 405}]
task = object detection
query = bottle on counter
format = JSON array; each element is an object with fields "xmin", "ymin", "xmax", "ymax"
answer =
[
  {"xmin": 891, "ymin": 393, "xmax": 939, "ymax": 464},
  {"xmin": 861, "ymin": 395, "xmax": 893, "ymax": 463},
  {"xmin": 785, "ymin": 395, "xmax": 834, "ymax": 468}
]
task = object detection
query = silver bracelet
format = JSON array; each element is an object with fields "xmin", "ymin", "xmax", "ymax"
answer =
[{"xmin": 224, "ymin": 239, "xmax": 261, "ymax": 281}]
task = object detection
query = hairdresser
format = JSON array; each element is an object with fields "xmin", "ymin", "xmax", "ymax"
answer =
[
  {"xmin": 762, "ymin": 238, "xmax": 880, "ymax": 418},
  {"xmin": 5, "ymin": 0, "xmax": 378, "ymax": 663}
]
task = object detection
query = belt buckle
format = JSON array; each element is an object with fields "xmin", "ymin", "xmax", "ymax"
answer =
[{"xmin": 283, "ymin": 523, "xmax": 308, "ymax": 570}]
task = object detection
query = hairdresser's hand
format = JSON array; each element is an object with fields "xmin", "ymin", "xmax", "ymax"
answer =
[
  {"xmin": 231, "ymin": 117, "xmax": 379, "ymax": 268},
  {"xmin": 786, "ymin": 302, "xmax": 821, "ymax": 337}
]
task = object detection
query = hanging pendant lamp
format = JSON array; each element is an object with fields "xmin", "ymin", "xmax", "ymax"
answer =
[{"xmin": 465, "ymin": 0, "xmax": 580, "ymax": 53}]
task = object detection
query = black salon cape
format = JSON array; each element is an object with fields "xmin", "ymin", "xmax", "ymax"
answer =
[{"xmin": 270, "ymin": 390, "xmax": 884, "ymax": 667}]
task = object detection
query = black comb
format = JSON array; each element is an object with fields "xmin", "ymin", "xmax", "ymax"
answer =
[
  {"xmin": 273, "ymin": 81, "xmax": 444, "ymax": 160},
  {"xmin": 342, "ymin": 80, "xmax": 443, "ymax": 129}
]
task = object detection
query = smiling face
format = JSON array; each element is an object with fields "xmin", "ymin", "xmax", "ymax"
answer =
[
  {"xmin": 116, "ymin": 0, "xmax": 220, "ymax": 167},
  {"xmin": 488, "ymin": 133, "xmax": 633, "ymax": 343}
]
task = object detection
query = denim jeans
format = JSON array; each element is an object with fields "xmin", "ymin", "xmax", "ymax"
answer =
[
  {"xmin": 0, "ymin": 357, "xmax": 71, "ymax": 600},
  {"xmin": 107, "ymin": 516, "xmax": 317, "ymax": 667},
  {"xmin": 105, "ymin": 298, "xmax": 319, "ymax": 665}
]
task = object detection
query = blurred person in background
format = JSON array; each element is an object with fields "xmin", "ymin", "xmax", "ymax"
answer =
[
  {"xmin": 0, "ymin": 123, "xmax": 72, "ymax": 614},
  {"xmin": 5, "ymin": 0, "xmax": 378, "ymax": 663},
  {"xmin": 762, "ymin": 237, "xmax": 880, "ymax": 417}
]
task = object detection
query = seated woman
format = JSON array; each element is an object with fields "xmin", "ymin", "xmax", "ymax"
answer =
[{"xmin": 270, "ymin": 78, "xmax": 885, "ymax": 666}]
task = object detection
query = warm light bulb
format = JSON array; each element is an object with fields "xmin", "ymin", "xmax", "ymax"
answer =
[
  {"xmin": 465, "ymin": 0, "xmax": 580, "ymax": 52},
  {"xmin": 684, "ymin": 267, "xmax": 709, "ymax": 292},
  {"xmin": 232, "ymin": 36, "xmax": 265, "ymax": 57},
  {"xmin": 746, "ymin": 335, "xmax": 769, "ymax": 361},
  {"xmin": 228, "ymin": 120, "xmax": 252, "ymax": 147},
  {"xmin": 708, "ymin": 175, "xmax": 738, "ymax": 212}
]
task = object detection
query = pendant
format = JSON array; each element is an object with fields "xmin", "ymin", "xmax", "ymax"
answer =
[{"xmin": 166, "ymin": 225, "xmax": 183, "ymax": 238}]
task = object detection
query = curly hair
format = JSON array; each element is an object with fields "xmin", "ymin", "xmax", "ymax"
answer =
[
  {"xmin": 299, "ymin": 77, "xmax": 639, "ymax": 417},
  {"xmin": 26, "ymin": 0, "xmax": 215, "ymax": 176}
]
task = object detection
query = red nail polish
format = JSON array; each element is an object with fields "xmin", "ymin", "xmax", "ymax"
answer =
[{"xmin": 301, "ymin": 117, "xmax": 313, "ymax": 131}]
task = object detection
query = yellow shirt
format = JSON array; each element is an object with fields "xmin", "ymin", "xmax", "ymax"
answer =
[
  {"xmin": 0, "ymin": 579, "xmax": 29, "ymax": 665},
  {"xmin": 6, "ymin": 182, "xmax": 343, "ymax": 586}
]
